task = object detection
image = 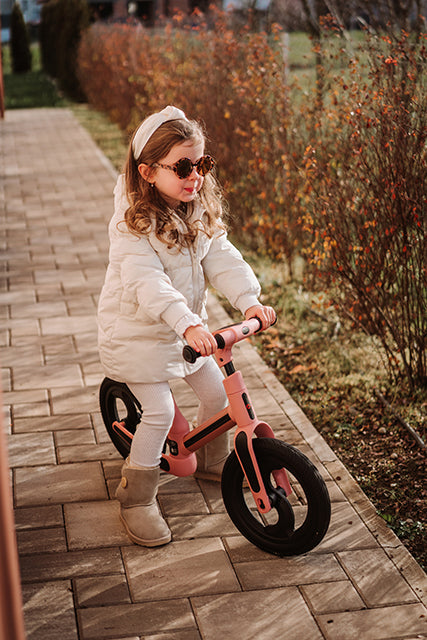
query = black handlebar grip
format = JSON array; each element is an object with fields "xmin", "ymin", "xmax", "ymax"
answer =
[
  {"xmin": 255, "ymin": 314, "xmax": 278, "ymax": 328},
  {"xmin": 183, "ymin": 345, "xmax": 200, "ymax": 363},
  {"xmin": 182, "ymin": 334, "xmax": 225, "ymax": 363},
  {"xmin": 254, "ymin": 316, "xmax": 263, "ymax": 332},
  {"xmin": 252, "ymin": 314, "xmax": 277, "ymax": 332}
]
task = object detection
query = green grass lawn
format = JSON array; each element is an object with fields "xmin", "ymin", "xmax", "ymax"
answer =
[{"xmin": 1, "ymin": 42, "xmax": 67, "ymax": 109}]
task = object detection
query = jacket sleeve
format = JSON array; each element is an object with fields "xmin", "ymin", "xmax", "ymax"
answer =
[
  {"xmin": 202, "ymin": 231, "xmax": 261, "ymax": 314},
  {"xmin": 109, "ymin": 175, "xmax": 202, "ymax": 337},
  {"xmin": 112, "ymin": 232, "xmax": 203, "ymax": 337}
]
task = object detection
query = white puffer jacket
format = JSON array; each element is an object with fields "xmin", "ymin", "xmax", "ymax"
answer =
[{"xmin": 97, "ymin": 175, "xmax": 261, "ymax": 383}]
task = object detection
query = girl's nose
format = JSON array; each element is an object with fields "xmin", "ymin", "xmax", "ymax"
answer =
[{"xmin": 188, "ymin": 167, "xmax": 199, "ymax": 180}]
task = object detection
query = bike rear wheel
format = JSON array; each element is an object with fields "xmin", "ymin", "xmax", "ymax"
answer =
[
  {"xmin": 99, "ymin": 377, "xmax": 142, "ymax": 458},
  {"xmin": 221, "ymin": 437, "xmax": 331, "ymax": 556}
]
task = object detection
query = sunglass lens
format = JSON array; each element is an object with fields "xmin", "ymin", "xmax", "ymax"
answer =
[
  {"xmin": 197, "ymin": 156, "xmax": 214, "ymax": 176},
  {"xmin": 175, "ymin": 158, "xmax": 193, "ymax": 179}
]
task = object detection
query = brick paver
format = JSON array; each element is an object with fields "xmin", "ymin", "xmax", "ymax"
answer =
[{"xmin": 1, "ymin": 108, "xmax": 426, "ymax": 640}]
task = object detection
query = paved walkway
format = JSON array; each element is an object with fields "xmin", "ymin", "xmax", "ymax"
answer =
[{"xmin": 1, "ymin": 108, "xmax": 426, "ymax": 640}]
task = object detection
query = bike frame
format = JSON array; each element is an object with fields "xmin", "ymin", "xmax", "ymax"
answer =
[{"xmin": 112, "ymin": 318, "xmax": 292, "ymax": 515}]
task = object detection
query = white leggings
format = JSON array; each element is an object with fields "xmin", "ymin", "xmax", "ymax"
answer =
[{"xmin": 128, "ymin": 358, "xmax": 228, "ymax": 468}]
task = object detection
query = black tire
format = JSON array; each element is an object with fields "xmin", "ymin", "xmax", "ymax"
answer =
[
  {"xmin": 99, "ymin": 377, "xmax": 142, "ymax": 458},
  {"xmin": 221, "ymin": 437, "xmax": 331, "ymax": 556}
]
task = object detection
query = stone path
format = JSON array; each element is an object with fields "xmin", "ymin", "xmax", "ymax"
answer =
[{"xmin": 1, "ymin": 108, "xmax": 426, "ymax": 640}]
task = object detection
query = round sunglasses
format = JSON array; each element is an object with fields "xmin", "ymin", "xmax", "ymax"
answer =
[{"xmin": 153, "ymin": 155, "xmax": 215, "ymax": 180}]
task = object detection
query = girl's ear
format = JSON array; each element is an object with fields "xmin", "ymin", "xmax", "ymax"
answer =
[{"xmin": 138, "ymin": 163, "xmax": 154, "ymax": 182}]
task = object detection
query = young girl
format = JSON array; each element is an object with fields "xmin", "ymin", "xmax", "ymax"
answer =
[{"xmin": 98, "ymin": 105, "xmax": 276, "ymax": 547}]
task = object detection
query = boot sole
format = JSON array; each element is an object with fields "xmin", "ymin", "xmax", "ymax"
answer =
[
  {"xmin": 120, "ymin": 514, "xmax": 172, "ymax": 547},
  {"xmin": 193, "ymin": 470, "xmax": 222, "ymax": 482}
]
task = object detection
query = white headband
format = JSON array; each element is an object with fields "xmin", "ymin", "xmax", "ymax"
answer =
[{"xmin": 132, "ymin": 105, "xmax": 188, "ymax": 160}]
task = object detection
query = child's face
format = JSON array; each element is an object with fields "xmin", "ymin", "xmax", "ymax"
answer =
[{"xmin": 149, "ymin": 140, "xmax": 206, "ymax": 207}]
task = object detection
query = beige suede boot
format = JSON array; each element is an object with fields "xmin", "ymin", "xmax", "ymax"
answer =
[
  {"xmin": 115, "ymin": 459, "xmax": 171, "ymax": 547},
  {"xmin": 194, "ymin": 432, "xmax": 231, "ymax": 481}
]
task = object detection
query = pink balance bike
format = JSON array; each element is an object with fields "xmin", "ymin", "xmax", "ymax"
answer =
[{"xmin": 99, "ymin": 317, "xmax": 331, "ymax": 556}]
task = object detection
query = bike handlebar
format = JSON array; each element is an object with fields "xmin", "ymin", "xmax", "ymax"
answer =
[
  {"xmin": 182, "ymin": 334, "xmax": 225, "ymax": 364},
  {"xmin": 182, "ymin": 316, "xmax": 274, "ymax": 364}
]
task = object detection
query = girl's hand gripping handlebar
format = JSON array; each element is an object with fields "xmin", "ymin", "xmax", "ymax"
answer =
[
  {"xmin": 183, "ymin": 314, "xmax": 276, "ymax": 364},
  {"xmin": 183, "ymin": 333, "xmax": 224, "ymax": 364}
]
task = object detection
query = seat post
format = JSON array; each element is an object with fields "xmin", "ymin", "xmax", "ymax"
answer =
[{"xmin": 224, "ymin": 362, "xmax": 236, "ymax": 376}]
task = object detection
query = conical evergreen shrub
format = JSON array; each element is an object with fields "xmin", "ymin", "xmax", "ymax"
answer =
[
  {"xmin": 39, "ymin": 0, "xmax": 89, "ymax": 101},
  {"xmin": 10, "ymin": 2, "xmax": 32, "ymax": 74}
]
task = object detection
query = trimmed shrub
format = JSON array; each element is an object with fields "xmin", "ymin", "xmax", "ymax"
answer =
[
  {"xmin": 77, "ymin": 15, "xmax": 298, "ymax": 264},
  {"xmin": 39, "ymin": 0, "xmax": 89, "ymax": 100},
  {"xmin": 77, "ymin": 17, "xmax": 426, "ymax": 388},
  {"xmin": 39, "ymin": 0, "xmax": 61, "ymax": 79},
  {"xmin": 10, "ymin": 2, "xmax": 32, "ymax": 74}
]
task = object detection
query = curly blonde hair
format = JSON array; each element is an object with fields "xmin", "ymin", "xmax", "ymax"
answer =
[{"xmin": 124, "ymin": 117, "xmax": 227, "ymax": 250}]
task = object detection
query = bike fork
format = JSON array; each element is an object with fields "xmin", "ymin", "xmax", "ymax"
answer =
[{"xmin": 225, "ymin": 372, "xmax": 292, "ymax": 514}]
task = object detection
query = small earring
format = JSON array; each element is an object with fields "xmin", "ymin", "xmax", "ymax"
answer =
[{"xmin": 149, "ymin": 182, "xmax": 155, "ymax": 188}]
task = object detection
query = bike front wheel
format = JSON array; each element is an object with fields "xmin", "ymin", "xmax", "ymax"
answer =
[{"xmin": 221, "ymin": 437, "xmax": 331, "ymax": 556}]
